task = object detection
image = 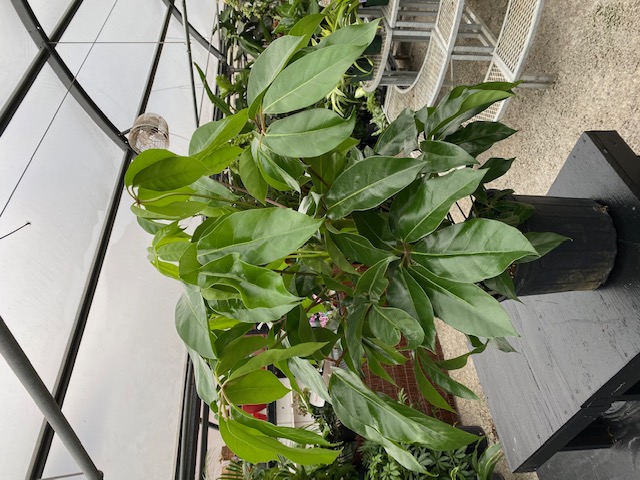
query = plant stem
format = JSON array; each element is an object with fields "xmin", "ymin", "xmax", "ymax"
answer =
[
  {"xmin": 215, "ymin": 180, "xmax": 288, "ymax": 208},
  {"xmin": 138, "ymin": 191, "xmax": 258, "ymax": 209}
]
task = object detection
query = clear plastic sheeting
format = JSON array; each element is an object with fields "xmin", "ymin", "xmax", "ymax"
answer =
[
  {"xmin": 0, "ymin": 72, "xmax": 122, "ymax": 479},
  {"xmin": 41, "ymin": 191, "xmax": 186, "ymax": 480},
  {"xmin": 0, "ymin": 2, "xmax": 38, "ymax": 107}
]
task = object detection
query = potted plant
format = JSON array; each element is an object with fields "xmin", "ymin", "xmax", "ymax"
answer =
[{"xmin": 125, "ymin": 22, "xmax": 564, "ymax": 473}]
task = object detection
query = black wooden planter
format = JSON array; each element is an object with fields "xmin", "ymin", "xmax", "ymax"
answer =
[{"xmin": 512, "ymin": 195, "xmax": 617, "ymax": 296}]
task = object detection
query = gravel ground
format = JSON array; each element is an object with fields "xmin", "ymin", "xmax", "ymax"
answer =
[{"xmin": 389, "ymin": 1, "xmax": 640, "ymax": 478}]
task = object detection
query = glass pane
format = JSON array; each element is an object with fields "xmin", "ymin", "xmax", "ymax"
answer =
[
  {"xmin": 146, "ymin": 19, "xmax": 220, "ymax": 155},
  {"xmin": 55, "ymin": 0, "xmax": 165, "ymax": 130},
  {"xmin": 0, "ymin": 67, "xmax": 123, "ymax": 478},
  {"xmin": 41, "ymin": 190, "xmax": 186, "ymax": 479},
  {"xmin": 29, "ymin": 0, "xmax": 73, "ymax": 34},
  {"xmin": 0, "ymin": 2, "xmax": 39, "ymax": 108}
]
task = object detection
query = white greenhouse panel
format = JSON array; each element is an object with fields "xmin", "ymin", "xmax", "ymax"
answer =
[
  {"xmin": 175, "ymin": 0, "xmax": 221, "ymax": 42},
  {"xmin": 29, "ymin": 0, "xmax": 74, "ymax": 34},
  {"xmin": 41, "ymin": 190, "xmax": 186, "ymax": 479},
  {"xmin": 0, "ymin": 72, "xmax": 123, "ymax": 478},
  {"xmin": 0, "ymin": 2, "xmax": 39, "ymax": 108}
]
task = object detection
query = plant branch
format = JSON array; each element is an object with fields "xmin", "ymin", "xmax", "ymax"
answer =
[{"xmin": 215, "ymin": 180, "xmax": 288, "ymax": 208}]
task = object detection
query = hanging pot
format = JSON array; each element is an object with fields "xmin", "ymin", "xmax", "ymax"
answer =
[{"xmin": 511, "ymin": 195, "xmax": 617, "ymax": 295}]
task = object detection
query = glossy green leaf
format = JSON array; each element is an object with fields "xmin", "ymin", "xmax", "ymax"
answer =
[
  {"xmin": 352, "ymin": 210, "xmax": 395, "ymax": 250},
  {"xmin": 374, "ymin": 108, "xmax": 418, "ymax": 156},
  {"xmin": 175, "ymin": 285, "xmax": 215, "ymax": 358},
  {"xmin": 189, "ymin": 109, "xmax": 248, "ymax": 156},
  {"xmin": 409, "ymin": 265, "xmax": 518, "ymax": 338},
  {"xmin": 479, "ymin": 157, "xmax": 515, "ymax": 183},
  {"xmin": 224, "ymin": 369, "xmax": 289, "ymax": 404},
  {"xmin": 213, "ymin": 324, "xmax": 254, "ymax": 356},
  {"xmin": 247, "ymin": 35, "xmax": 307, "ymax": 107},
  {"xmin": 125, "ymin": 149, "xmax": 176, "ymax": 188},
  {"xmin": 198, "ymin": 145, "xmax": 243, "ymax": 175},
  {"xmin": 131, "ymin": 155, "xmax": 207, "ymax": 191},
  {"xmin": 390, "ymin": 168, "xmax": 486, "ymax": 242},
  {"xmin": 231, "ymin": 406, "xmax": 332, "ymax": 446},
  {"xmin": 133, "ymin": 201, "xmax": 206, "ymax": 220},
  {"xmin": 443, "ymin": 121, "xmax": 516, "ymax": 157},
  {"xmin": 420, "ymin": 140, "xmax": 478, "ymax": 174},
  {"xmin": 329, "ymin": 231, "xmax": 395, "ymax": 267},
  {"xmin": 368, "ymin": 305, "xmax": 424, "ymax": 349},
  {"xmin": 435, "ymin": 337, "xmax": 487, "ymax": 371},
  {"xmin": 289, "ymin": 14, "xmax": 325, "ymax": 46},
  {"xmin": 326, "ymin": 156, "xmax": 425, "ymax": 219},
  {"xmin": 345, "ymin": 304, "xmax": 368, "ymax": 374},
  {"xmin": 417, "ymin": 349, "xmax": 479, "ymax": 400},
  {"xmin": 216, "ymin": 335, "xmax": 271, "ymax": 375},
  {"xmin": 288, "ymin": 355, "xmax": 331, "ymax": 402},
  {"xmin": 199, "ymin": 254, "xmax": 301, "ymax": 309},
  {"xmin": 476, "ymin": 443, "xmax": 504, "ymax": 480},
  {"xmin": 305, "ymin": 151, "xmax": 348, "ymax": 194},
  {"xmin": 518, "ymin": 231, "xmax": 571, "ymax": 263},
  {"xmin": 209, "ymin": 298, "xmax": 298, "ymax": 324},
  {"xmin": 156, "ymin": 241, "xmax": 190, "ymax": 262},
  {"xmin": 263, "ymin": 45, "xmax": 363, "ymax": 114},
  {"xmin": 219, "ymin": 418, "xmax": 340, "ymax": 465},
  {"xmin": 411, "ymin": 218, "xmax": 537, "ymax": 283},
  {"xmin": 414, "ymin": 359, "xmax": 456, "ymax": 413},
  {"xmin": 187, "ymin": 348, "xmax": 218, "ymax": 406},
  {"xmin": 324, "ymin": 231, "xmax": 359, "ymax": 274},
  {"xmin": 252, "ymin": 140, "xmax": 301, "ymax": 192},
  {"xmin": 197, "ymin": 208, "xmax": 322, "ymax": 265},
  {"xmin": 364, "ymin": 347, "xmax": 397, "ymax": 385},
  {"xmin": 178, "ymin": 243, "xmax": 200, "ymax": 285},
  {"xmin": 329, "ymin": 369, "xmax": 477, "ymax": 451},
  {"xmin": 387, "ymin": 267, "xmax": 436, "ymax": 349},
  {"xmin": 483, "ymin": 270, "xmax": 518, "ymax": 301},
  {"xmin": 355, "ymin": 257, "xmax": 395, "ymax": 300},
  {"xmin": 229, "ymin": 342, "xmax": 327, "ymax": 380},
  {"xmin": 238, "ymin": 149, "xmax": 269, "ymax": 205},
  {"xmin": 263, "ymin": 109, "xmax": 356, "ymax": 158},
  {"xmin": 318, "ymin": 19, "xmax": 380, "ymax": 49}
]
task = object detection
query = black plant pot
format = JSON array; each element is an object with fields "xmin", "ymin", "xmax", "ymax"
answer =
[
  {"xmin": 512, "ymin": 195, "xmax": 617, "ymax": 296},
  {"xmin": 456, "ymin": 425, "xmax": 489, "ymax": 456}
]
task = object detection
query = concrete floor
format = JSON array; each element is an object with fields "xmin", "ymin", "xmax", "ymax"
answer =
[{"xmin": 387, "ymin": 1, "xmax": 640, "ymax": 478}]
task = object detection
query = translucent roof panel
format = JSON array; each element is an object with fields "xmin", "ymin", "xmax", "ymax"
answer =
[
  {"xmin": 175, "ymin": 0, "xmax": 221, "ymax": 42},
  {"xmin": 28, "ymin": 0, "xmax": 74, "ymax": 35},
  {"xmin": 0, "ymin": 2, "xmax": 39, "ymax": 107},
  {"xmin": 42, "ymin": 191, "xmax": 186, "ymax": 479},
  {"xmin": 0, "ymin": 66, "xmax": 123, "ymax": 479},
  {"xmin": 56, "ymin": 0, "xmax": 166, "ymax": 130}
]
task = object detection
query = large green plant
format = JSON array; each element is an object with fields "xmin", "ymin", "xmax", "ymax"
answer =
[{"xmin": 125, "ymin": 22, "xmax": 544, "ymax": 473}]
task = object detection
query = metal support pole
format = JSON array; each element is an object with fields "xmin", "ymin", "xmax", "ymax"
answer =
[
  {"xmin": 0, "ymin": 315, "xmax": 103, "ymax": 480},
  {"xmin": 181, "ymin": 0, "xmax": 200, "ymax": 127}
]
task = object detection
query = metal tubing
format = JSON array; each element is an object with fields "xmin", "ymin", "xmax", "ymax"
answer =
[
  {"xmin": 181, "ymin": 0, "xmax": 200, "ymax": 127},
  {"xmin": 0, "ymin": 316, "xmax": 103, "ymax": 480}
]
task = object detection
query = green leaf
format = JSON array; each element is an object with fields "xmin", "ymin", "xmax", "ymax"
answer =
[
  {"xmin": 368, "ymin": 305, "xmax": 424, "ymax": 349},
  {"xmin": 199, "ymin": 254, "xmax": 301, "ymax": 309},
  {"xmin": 352, "ymin": 210, "xmax": 395, "ymax": 250},
  {"xmin": 364, "ymin": 347, "xmax": 397, "ymax": 385},
  {"xmin": 387, "ymin": 267, "xmax": 436, "ymax": 350},
  {"xmin": 417, "ymin": 350, "xmax": 479, "ymax": 400},
  {"xmin": 197, "ymin": 208, "xmax": 322, "ymax": 265},
  {"xmin": 238, "ymin": 148, "xmax": 267, "ymax": 204},
  {"xmin": 476, "ymin": 443, "xmax": 503, "ymax": 480},
  {"xmin": 518, "ymin": 231, "xmax": 571, "ymax": 263},
  {"xmin": 131, "ymin": 155, "xmax": 207, "ymax": 191},
  {"xmin": 289, "ymin": 14, "xmax": 325, "ymax": 46},
  {"xmin": 178, "ymin": 243, "xmax": 200, "ymax": 285},
  {"xmin": 263, "ymin": 109, "xmax": 356, "ymax": 158},
  {"xmin": 355, "ymin": 257, "xmax": 395, "ymax": 300},
  {"xmin": 216, "ymin": 335, "xmax": 271, "ymax": 375},
  {"xmin": 329, "ymin": 369, "xmax": 478, "ymax": 452},
  {"xmin": 305, "ymin": 151, "xmax": 347, "ymax": 194},
  {"xmin": 209, "ymin": 298, "xmax": 298, "ymax": 324},
  {"xmin": 229, "ymin": 342, "xmax": 327, "ymax": 380},
  {"xmin": 409, "ymin": 265, "xmax": 518, "ymax": 338},
  {"xmin": 219, "ymin": 418, "xmax": 340, "ymax": 465},
  {"xmin": 253, "ymin": 140, "xmax": 301, "ymax": 192},
  {"xmin": 483, "ymin": 270, "xmax": 518, "ymax": 301},
  {"xmin": 411, "ymin": 218, "xmax": 537, "ymax": 283},
  {"xmin": 247, "ymin": 35, "xmax": 307, "ymax": 107},
  {"xmin": 420, "ymin": 141, "xmax": 478, "ymax": 174},
  {"xmin": 175, "ymin": 285, "xmax": 215, "ymax": 358},
  {"xmin": 435, "ymin": 337, "xmax": 488, "ymax": 370},
  {"xmin": 374, "ymin": 108, "xmax": 418, "ymax": 156},
  {"xmin": 197, "ymin": 145, "xmax": 243, "ymax": 175},
  {"xmin": 187, "ymin": 348, "xmax": 218, "ymax": 406},
  {"xmin": 224, "ymin": 369, "xmax": 289, "ymax": 404},
  {"xmin": 132, "ymin": 201, "xmax": 206, "ymax": 220},
  {"xmin": 443, "ymin": 121, "xmax": 517, "ymax": 157},
  {"xmin": 479, "ymin": 157, "xmax": 515, "ymax": 183},
  {"xmin": 344, "ymin": 303, "xmax": 368, "ymax": 374},
  {"xmin": 189, "ymin": 109, "xmax": 248, "ymax": 156},
  {"xmin": 324, "ymin": 231, "xmax": 359, "ymax": 274},
  {"xmin": 263, "ymin": 44, "xmax": 363, "ymax": 114},
  {"xmin": 231, "ymin": 406, "xmax": 332, "ymax": 446},
  {"xmin": 125, "ymin": 149, "xmax": 176, "ymax": 188},
  {"xmin": 318, "ymin": 19, "xmax": 381, "ymax": 49},
  {"xmin": 194, "ymin": 62, "xmax": 232, "ymax": 116},
  {"xmin": 326, "ymin": 156, "xmax": 426, "ymax": 219},
  {"xmin": 414, "ymin": 359, "xmax": 456, "ymax": 413},
  {"xmin": 390, "ymin": 169, "xmax": 486, "ymax": 242},
  {"xmin": 288, "ymin": 355, "xmax": 331, "ymax": 402},
  {"xmin": 329, "ymin": 231, "xmax": 395, "ymax": 266}
]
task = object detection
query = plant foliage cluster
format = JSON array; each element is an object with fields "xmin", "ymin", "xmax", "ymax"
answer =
[{"xmin": 126, "ymin": 16, "xmax": 561, "ymax": 473}]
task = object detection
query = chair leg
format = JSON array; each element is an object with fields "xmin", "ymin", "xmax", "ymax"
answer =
[{"xmin": 518, "ymin": 73, "xmax": 556, "ymax": 88}]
